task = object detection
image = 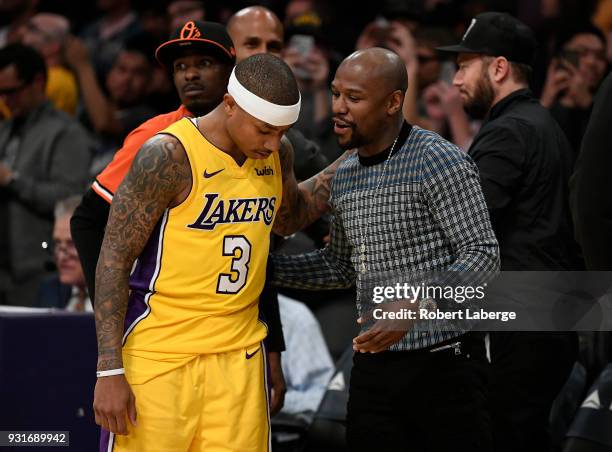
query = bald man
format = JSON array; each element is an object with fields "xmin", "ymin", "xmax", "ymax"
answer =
[
  {"xmin": 228, "ymin": 6, "xmax": 330, "ymax": 183},
  {"xmin": 227, "ymin": 6, "xmax": 284, "ymax": 61},
  {"xmin": 20, "ymin": 13, "xmax": 78, "ymax": 115},
  {"xmin": 270, "ymin": 48, "xmax": 499, "ymax": 451}
]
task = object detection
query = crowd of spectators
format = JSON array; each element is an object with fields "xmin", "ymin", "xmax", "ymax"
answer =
[
  {"xmin": 1, "ymin": 0, "xmax": 609, "ymax": 304},
  {"xmin": 0, "ymin": 0, "xmax": 612, "ymax": 176},
  {"xmin": 1, "ymin": 0, "xmax": 611, "ymax": 449}
]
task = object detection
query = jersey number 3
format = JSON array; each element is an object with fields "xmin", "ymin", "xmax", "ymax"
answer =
[{"xmin": 217, "ymin": 235, "xmax": 251, "ymax": 294}]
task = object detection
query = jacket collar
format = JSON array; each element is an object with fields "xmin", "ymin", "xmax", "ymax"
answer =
[
  {"xmin": 488, "ymin": 88, "xmax": 532, "ymax": 121},
  {"xmin": 11, "ymin": 100, "xmax": 53, "ymax": 127}
]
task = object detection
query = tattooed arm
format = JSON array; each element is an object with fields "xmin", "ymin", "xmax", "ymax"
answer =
[
  {"xmin": 273, "ymin": 136, "xmax": 353, "ymax": 236},
  {"xmin": 93, "ymin": 134, "xmax": 191, "ymax": 436}
]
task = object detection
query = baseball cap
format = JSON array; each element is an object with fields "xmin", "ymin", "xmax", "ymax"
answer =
[
  {"xmin": 437, "ymin": 12, "xmax": 536, "ymax": 66},
  {"xmin": 155, "ymin": 20, "xmax": 236, "ymax": 68}
]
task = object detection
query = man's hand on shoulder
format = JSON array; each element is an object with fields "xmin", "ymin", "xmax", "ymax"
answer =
[{"xmin": 274, "ymin": 135, "xmax": 355, "ymax": 236}]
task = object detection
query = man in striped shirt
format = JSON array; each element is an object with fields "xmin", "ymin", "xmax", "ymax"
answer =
[{"xmin": 270, "ymin": 48, "xmax": 499, "ymax": 451}]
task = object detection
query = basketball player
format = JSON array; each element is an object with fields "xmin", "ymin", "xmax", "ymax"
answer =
[
  {"xmin": 95, "ymin": 54, "xmax": 300, "ymax": 451},
  {"xmin": 71, "ymin": 20, "xmax": 347, "ymax": 421},
  {"xmin": 70, "ymin": 20, "xmax": 286, "ymax": 416}
]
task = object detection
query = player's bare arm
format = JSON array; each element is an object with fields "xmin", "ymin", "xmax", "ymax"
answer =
[
  {"xmin": 273, "ymin": 136, "xmax": 353, "ymax": 236},
  {"xmin": 93, "ymin": 134, "xmax": 191, "ymax": 435},
  {"xmin": 95, "ymin": 134, "xmax": 191, "ymax": 370}
]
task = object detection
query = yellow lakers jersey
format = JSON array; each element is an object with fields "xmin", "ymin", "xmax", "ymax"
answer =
[{"xmin": 122, "ymin": 117, "xmax": 282, "ymax": 383}]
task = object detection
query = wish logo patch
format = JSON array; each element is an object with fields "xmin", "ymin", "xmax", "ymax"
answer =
[{"xmin": 255, "ymin": 166, "xmax": 274, "ymax": 176}]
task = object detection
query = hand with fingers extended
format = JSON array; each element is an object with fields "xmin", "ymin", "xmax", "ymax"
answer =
[
  {"xmin": 423, "ymin": 83, "xmax": 445, "ymax": 120},
  {"xmin": 560, "ymin": 60, "xmax": 593, "ymax": 109},
  {"xmin": 423, "ymin": 81, "xmax": 464, "ymax": 120},
  {"xmin": 352, "ymin": 299, "xmax": 417, "ymax": 354},
  {"xmin": 384, "ymin": 21, "xmax": 418, "ymax": 74},
  {"xmin": 63, "ymin": 35, "xmax": 92, "ymax": 72},
  {"xmin": 356, "ymin": 20, "xmax": 390, "ymax": 50},
  {"xmin": 437, "ymin": 81, "xmax": 464, "ymax": 115},
  {"xmin": 93, "ymin": 374, "xmax": 137, "ymax": 435},
  {"xmin": 540, "ymin": 58, "xmax": 571, "ymax": 108}
]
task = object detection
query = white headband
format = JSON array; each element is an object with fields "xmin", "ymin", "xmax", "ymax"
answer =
[{"xmin": 227, "ymin": 68, "xmax": 301, "ymax": 127}]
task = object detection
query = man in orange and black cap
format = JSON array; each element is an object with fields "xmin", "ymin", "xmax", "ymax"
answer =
[{"xmin": 154, "ymin": 20, "xmax": 235, "ymax": 118}]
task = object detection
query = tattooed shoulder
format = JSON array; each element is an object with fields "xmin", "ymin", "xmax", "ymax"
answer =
[
  {"xmin": 120, "ymin": 133, "xmax": 192, "ymax": 205},
  {"xmin": 105, "ymin": 133, "xmax": 191, "ymax": 264},
  {"xmin": 94, "ymin": 133, "xmax": 192, "ymax": 371}
]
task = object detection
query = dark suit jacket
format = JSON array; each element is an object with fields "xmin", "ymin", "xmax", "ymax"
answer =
[
  {"xmin": 36, "ymin": 275, "xmax": 72, "ymax": 309},
  {"xmin": 0, "ymin": 101, "xmax": 91, "ymax": 280}
]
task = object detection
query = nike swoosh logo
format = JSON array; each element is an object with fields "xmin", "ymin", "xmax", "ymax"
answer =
[
  {"xmin": 245, "ymin": 348, "xmax": 260, "ymax": 360},
  {"xmin": 203, "ymin": 168, "xmax": 224, "ymax": 178}
]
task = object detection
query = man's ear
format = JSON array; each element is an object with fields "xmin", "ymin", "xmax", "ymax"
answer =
[
  {"xmin": 490, "ymin": 56, "xmax": 511, "ymax": 83},
  {"xmin": 387, "ymin": 90, "xmax": 404, "ymax": 116},
  {"xmin": 224, "ymin": 93, "xmax": 236, "ymax": 116}
]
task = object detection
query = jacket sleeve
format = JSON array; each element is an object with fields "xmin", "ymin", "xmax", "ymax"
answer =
[
  {"xmin": 422, "ymin": 144, "xmax": 500, "ymax": 277},
  {"xmin": 270, "ymin": 207, "xmax": 356, "ymax": 290},
  {"xmin": 9, "ymin": 122, "xmax": 92, "ymax": 214},
  {"xmin": 468, "ymin": 124, "xmax": 526, "ymax": 233},
  {"xmin": 260, "ymin": 259, "xmax": 286, "ymax": 352}
]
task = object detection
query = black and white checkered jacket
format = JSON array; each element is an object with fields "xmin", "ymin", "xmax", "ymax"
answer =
[{"xmin": 271, "ymin": 125, "xmax": 500, "ymax": 351}]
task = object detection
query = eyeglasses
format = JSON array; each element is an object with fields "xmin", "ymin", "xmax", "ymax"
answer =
[{"xmin": 41, "ymin": 240, "xmax": 79, "ymax": 258}]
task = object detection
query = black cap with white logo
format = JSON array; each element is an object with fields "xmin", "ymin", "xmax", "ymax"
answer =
[{"xmin": 437, "ymin": 12, "xmax": 537, "ymax": 66}]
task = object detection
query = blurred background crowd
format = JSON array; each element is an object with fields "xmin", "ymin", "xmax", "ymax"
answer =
[
  {"xmin": 1, "ymin": 0, "xmax": 612, "ymax": 450},
  {"xmin": 1, "ymin": 0, "xmax": 610, "ymax": 304},
  {"xmin": 2, "ymin": 0, "xmax": 611, "ymax": 165}
]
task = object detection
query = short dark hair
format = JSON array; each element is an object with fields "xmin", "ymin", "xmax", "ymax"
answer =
[
  {"xmin": 482, "ymin": 55, "xmax": 532, "ymax": 85},
  {"xmin": 0, "ymin": 43, "xmax": 47, "ymax": 84},
  {"xmin": 510, "ymin": 62, "xmax": 532, "ymax": 84},
  {"xmin": 557, "ymin": 23, "xmax": 607, "ymax": 52},
  {"xmin": 234, "ymin": 54, "xmax": 300, "ymax": 106},
  {"xmin": 122, "ymin": 32, "xmax": 158, "ymax": 67}
]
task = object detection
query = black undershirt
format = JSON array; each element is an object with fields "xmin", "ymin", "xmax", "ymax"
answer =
[{"xmin": 358, "ymin": 121, "xmax": 412, "ymax": 167}]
